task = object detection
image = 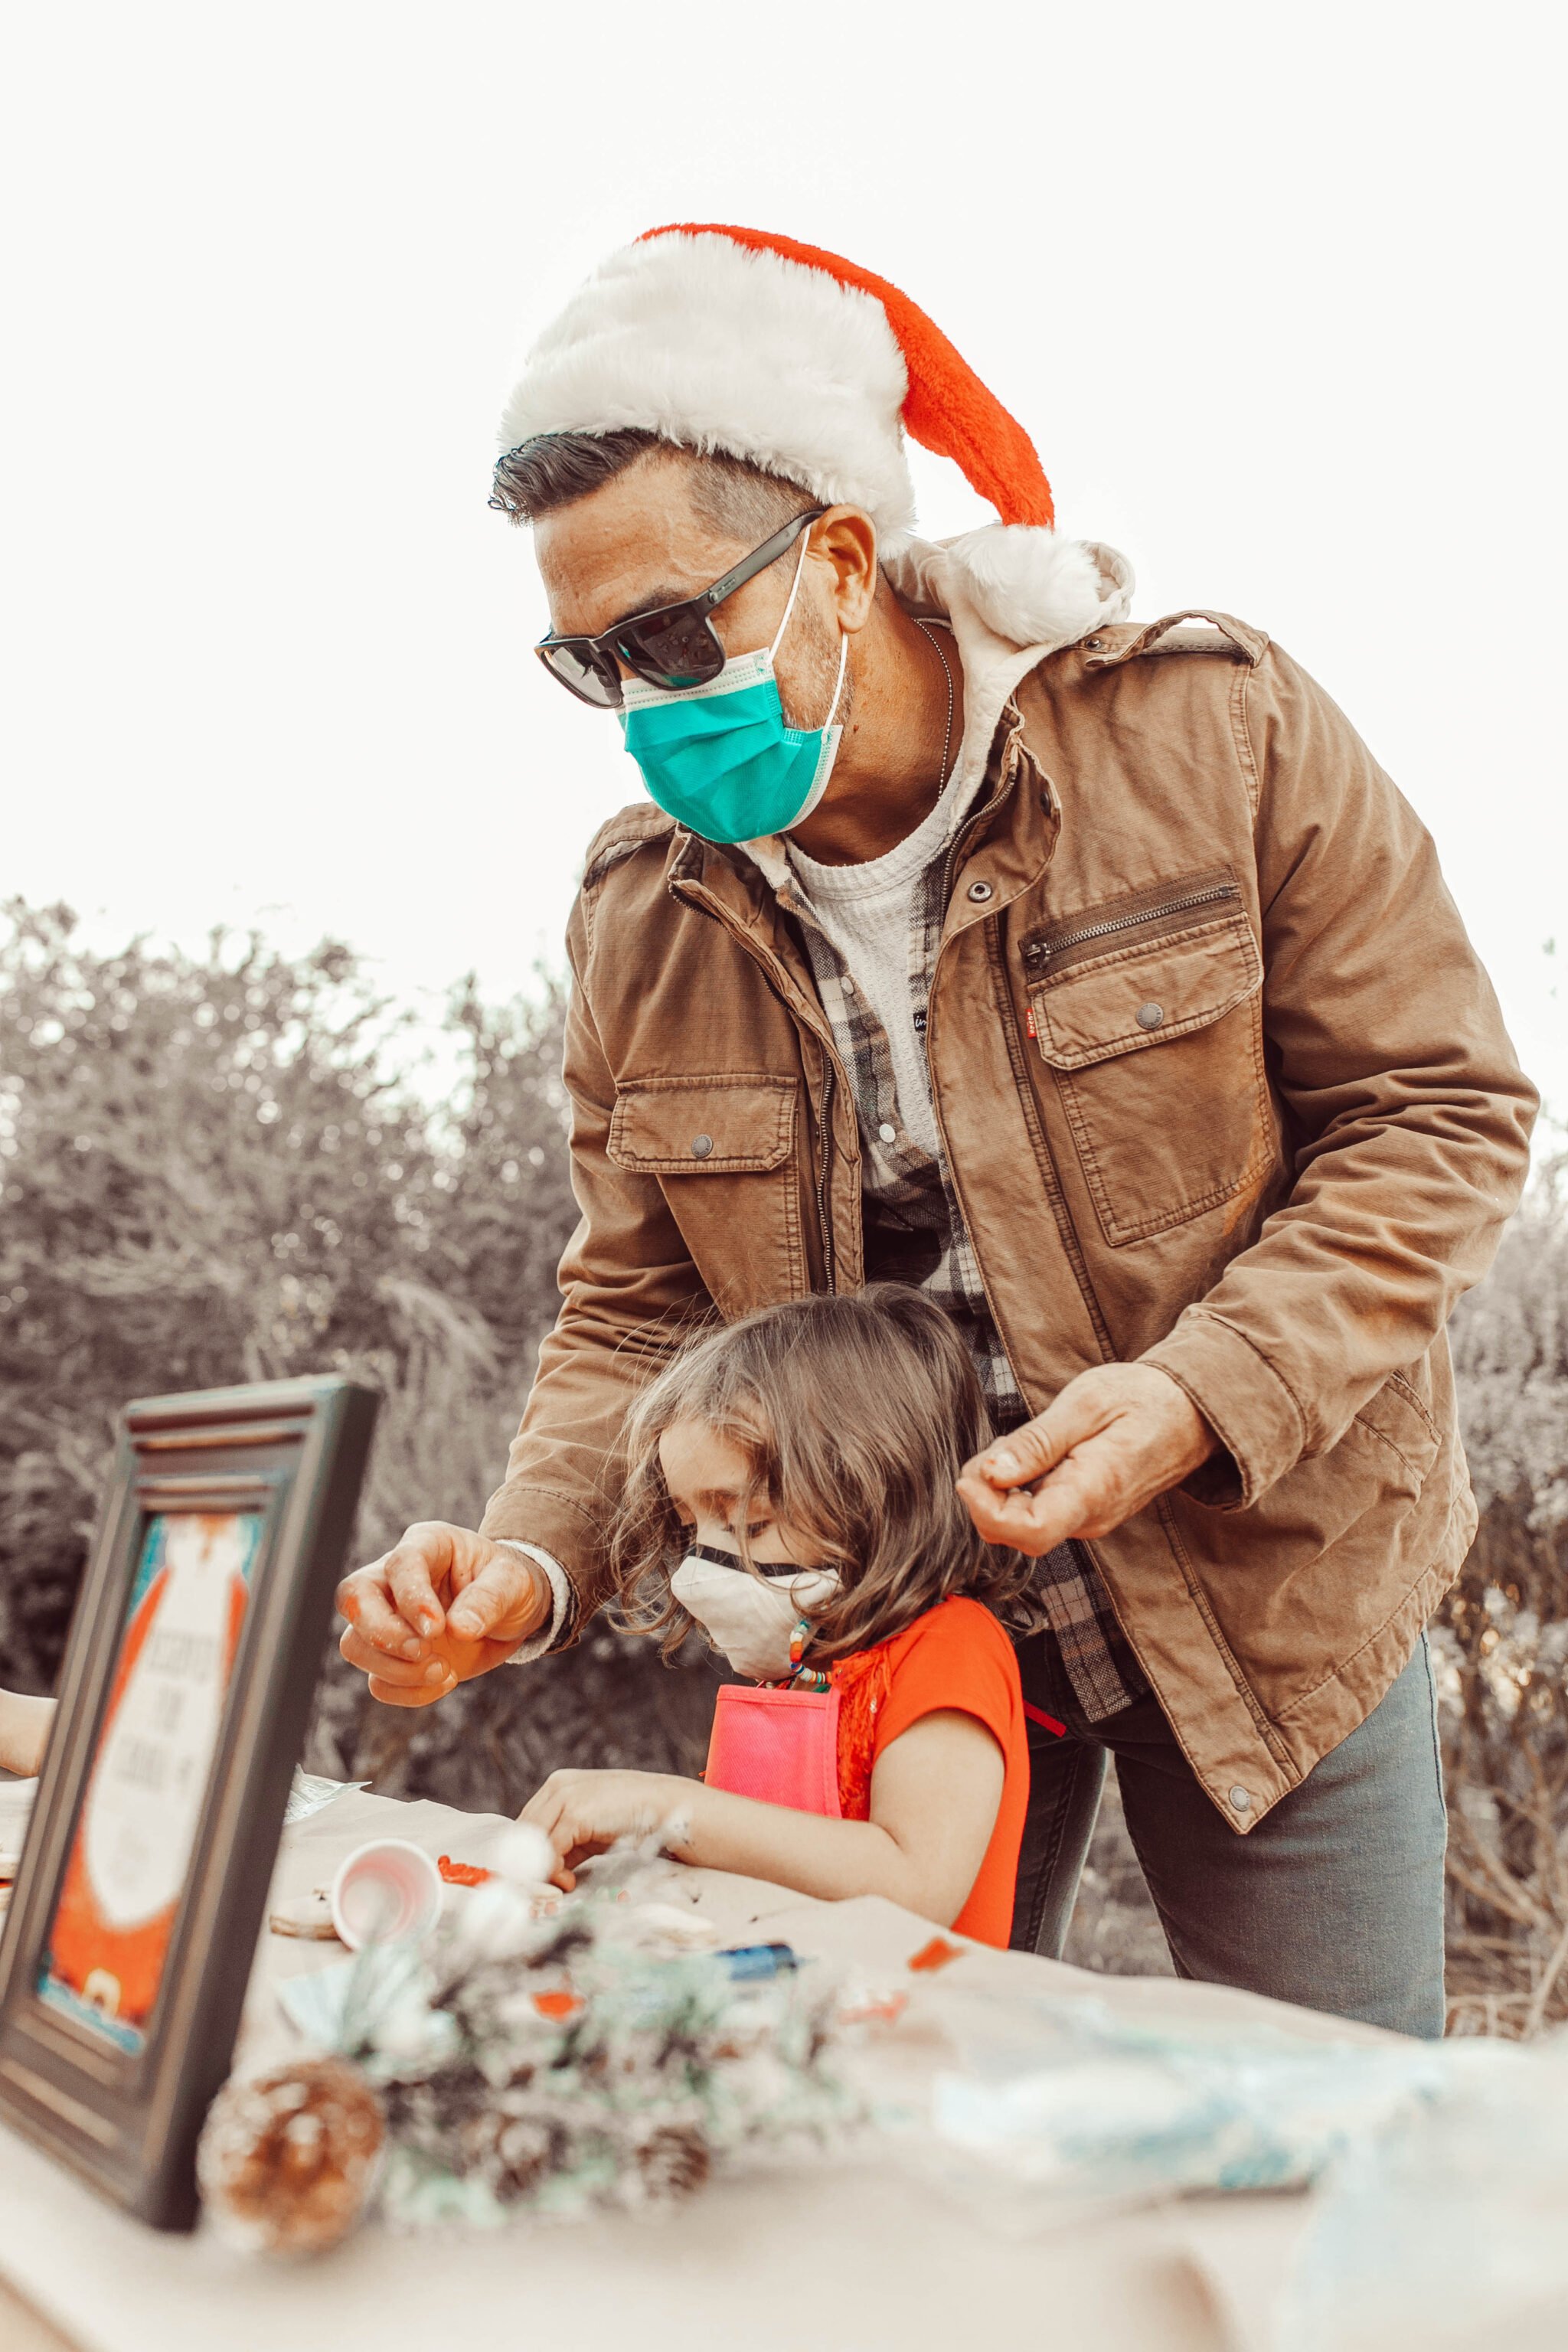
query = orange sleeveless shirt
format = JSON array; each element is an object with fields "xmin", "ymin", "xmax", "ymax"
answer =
[{"xmin": 831, "ymin": 1596, "xmax": 1027, "ymax": 1948}]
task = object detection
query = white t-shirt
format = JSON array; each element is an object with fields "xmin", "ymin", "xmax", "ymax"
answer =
[{"xmin": 786, "ymin": 757, "xmax": 975, "ymax": 1162}]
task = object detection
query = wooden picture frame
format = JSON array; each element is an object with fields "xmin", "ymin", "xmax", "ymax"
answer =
[{"xmin": 0, "ymin": 1376, "xmax": 377, "ymax": 2230}]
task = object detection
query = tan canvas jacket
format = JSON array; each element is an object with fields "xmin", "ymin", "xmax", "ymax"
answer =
[{"xmin": 481, "ymin": 602, "xmax": 1537, "ymax": 1830}]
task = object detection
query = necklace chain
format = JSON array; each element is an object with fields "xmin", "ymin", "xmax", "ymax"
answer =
[{"xmin": 913, "ymin": 618, "xmax": 956, "ymax": 791}]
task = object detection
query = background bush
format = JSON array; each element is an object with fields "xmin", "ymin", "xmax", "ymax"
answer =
[
  {"xmin": 2, "ymin": 902, "xmax": 1562, "ymax": 2027},
  {"xmin": 0, "ymin": 901, "xmax": 717, "ymax": 1805}
]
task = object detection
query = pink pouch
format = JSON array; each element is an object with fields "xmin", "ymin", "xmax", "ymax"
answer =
[{"xmin": 704, "ymin": 1684, "xmax": 842, "ymax": 1818}]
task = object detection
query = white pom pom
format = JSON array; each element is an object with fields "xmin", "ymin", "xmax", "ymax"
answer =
[
  {"xmin": 943, "ymin": 526, "xmax": 1134, "ymax": 648},
  {"xmin": 491, "ymin": 1823, "xmax": 558, "ymax": 1889},
  {"xmin": 446, "ymin": 1878, "xmax": 537, "ymax": 1966}
]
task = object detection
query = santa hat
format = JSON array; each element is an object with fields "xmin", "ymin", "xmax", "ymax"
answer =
[{"xmin": 497, "ymin": 224, "xmax": 1131, "ymax": 653}]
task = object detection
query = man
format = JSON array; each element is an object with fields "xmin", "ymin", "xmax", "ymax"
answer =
[{"xmin": 338, "ymin": 224, "xmax": 1536, "ymax": 2034}]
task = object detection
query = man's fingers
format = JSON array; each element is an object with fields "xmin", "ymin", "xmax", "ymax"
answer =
[
  {"xmin": 446, "ymin": 1553, "xmax": 541, "ymax": 1642},
  {"xmin": 958, "ymin": 1456, "xmax": 1102, "ymax": 1555},
  {"xmin": 337, "ymin": 1569, "xmax": 430, "ymax": 1661},
  {"xmin": 1004, "ymin": 1467, "xmax": 1102, "ymax": 1554},
  {"xmin": 974, "ymin": 1386, "xmax": 1116, "ymax": 1491},
  {"xmin": 960, "ymin": 1364, "xmax": 1216, "ymax": 1556},
  {"xmin": 384, "ymin": 1531, "xmax": 453, "ymax": 1639},
  {"xmin": 336, "ymin": 1524, "xmax": 548, "ymax": 1697},
  {"xmin": 367, "ymin": 1668, "xmax": 457, "ymax": 1709},
  {"xmin": 340, "ymin": 1625, "xmax": 454, "ymax": 1688}
]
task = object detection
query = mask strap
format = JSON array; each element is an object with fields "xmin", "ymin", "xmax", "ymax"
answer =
[
  {"xmin": 822, "ymin": 628, "xmax": 849, "ymax": 731},
  {"xmin": 769, "ymin": 519, "xmax": 850, "ymax": 731},
  {"xmin": 767, "ymin": 524, "xmax": 815, "ymax": 662}
]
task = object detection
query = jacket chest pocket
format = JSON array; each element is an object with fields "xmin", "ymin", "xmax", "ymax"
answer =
[
  {"xmin": 607, "ymin": 1073, "xmax": 806, "ymax": 1313},
  {"xmin": 1021, "ymin": 873, "xmax": 1274, "ymax": 1246}
]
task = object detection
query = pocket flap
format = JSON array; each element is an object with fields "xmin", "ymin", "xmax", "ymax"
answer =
[
  {"xmin": 608, "ymin": 1075, "xmax": 797, "ymax": 1174},
  {"xmin": 1030, "ymin": 917, "xmax": 1262, "ymax": 1071}
]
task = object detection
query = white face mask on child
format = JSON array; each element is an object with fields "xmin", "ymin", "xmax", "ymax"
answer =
[{"xmin": 670, "ymin": 1543, "xmax": 841, "ymax": 1683}]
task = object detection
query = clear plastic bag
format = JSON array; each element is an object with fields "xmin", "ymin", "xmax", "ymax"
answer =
[
  {"xmin": 1276, "ymin": 2029, "xmax": 1568, "ymax": 2352},
  {"xmin": 909, "ymin": 1988, "xmax": 1449, "ymax": 2226}
]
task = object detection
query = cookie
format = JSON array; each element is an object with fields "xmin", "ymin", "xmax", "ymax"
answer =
[{"xmin": 268, "ymin": 1888, "xmax": 341, "ymax": 1940}]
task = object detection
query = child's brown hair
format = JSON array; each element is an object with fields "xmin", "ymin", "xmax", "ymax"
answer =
[{"xmin": 611, "ymin": 1285, "xmax": 1030, "ymax": 1665}]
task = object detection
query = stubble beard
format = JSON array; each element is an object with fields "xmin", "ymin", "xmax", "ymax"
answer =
[{"xmin": 779, "ymin": 593, "xmax": 854, "ymax": 740}]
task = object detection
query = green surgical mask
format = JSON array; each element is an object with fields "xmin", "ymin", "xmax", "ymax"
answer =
[{"xmin": 618, "ymin": 541, "xmax": 848, "ymax": 846}]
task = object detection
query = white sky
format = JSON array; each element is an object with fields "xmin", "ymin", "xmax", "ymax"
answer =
[{"xmin": 3, "ymin": 2, "xmax": 1563, "ymax": 1124}]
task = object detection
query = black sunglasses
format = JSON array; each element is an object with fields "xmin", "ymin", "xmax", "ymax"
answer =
[{"xmin": 534, "ymin": 505, "xmax": 827, "ymax": 710}]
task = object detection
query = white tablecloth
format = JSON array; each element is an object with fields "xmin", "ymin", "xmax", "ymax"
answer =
[{"xmin": 0, "ymin": 1788, "xmax": 1384, "ymax": 2352}]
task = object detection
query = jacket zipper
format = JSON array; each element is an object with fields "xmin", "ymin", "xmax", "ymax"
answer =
[
  {"xmin": 939, "ymin": 763, "xmax": 1018, "ymax": 913},
  {"xmin": 1027, "ymin": 880, "xmax": 1238, "ymax": 971},
  {"xmin": 671, "ymin": 874, "xmax": 838, "ymax": 1292}
]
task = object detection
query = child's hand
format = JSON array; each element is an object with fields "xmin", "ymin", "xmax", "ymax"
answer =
[
  {"xmin": 0, "ymin": 1690, "xmax": 57, "ymax": 1779},
  {"xmin": 518, "ymin": 1769, "xmax": 696, "ymax": 1890}
]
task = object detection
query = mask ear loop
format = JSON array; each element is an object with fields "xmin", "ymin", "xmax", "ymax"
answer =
[
  {"xmin": 767, "ymin": 523, "xmax": 815, "ymax": 662},
  {"xmin": 821, "ymin": 628, "xmax": 849, "ymax": 731},
  {"xmin": 769, "ymin": 517, "xmax": 851, "ymax": 730}
]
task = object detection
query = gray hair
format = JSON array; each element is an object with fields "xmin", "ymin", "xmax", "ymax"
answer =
[{"xmin": 490, "ymin": 428, "xmax": 816, "ymax": 547}]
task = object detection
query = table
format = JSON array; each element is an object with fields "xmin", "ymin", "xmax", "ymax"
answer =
[{"xmin": 0, "ymin": 1787, "xmax": 1382, "ymax": 2352}]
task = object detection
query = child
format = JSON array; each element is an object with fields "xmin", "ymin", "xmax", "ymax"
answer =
[
  {"xmin": 0, "ymin": 1687, "xmax": 54, "ymax": 1779},
  {"xmin": 520, "ymin": 1286, "xmax": 1034, "ymax": 1947}
]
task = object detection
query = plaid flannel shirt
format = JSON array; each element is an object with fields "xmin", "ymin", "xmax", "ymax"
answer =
[{"xmin": 774, "ymin": 851, "xmax": 1146, "ymax": 1723}]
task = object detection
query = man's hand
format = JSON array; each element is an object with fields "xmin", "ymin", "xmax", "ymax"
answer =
[
  {"xmin": 518, "ymin": 1768, "xmax": 694, "ymax": 1890},
  {"xmin": 335, "ymin": 1522, "xmax": 552, "ymax": 1708},
  {"xmin": 957, "ymin": 1363, "xmax": 1217, "ymax": 1557}
]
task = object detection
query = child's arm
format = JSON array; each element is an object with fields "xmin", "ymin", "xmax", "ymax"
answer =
[
  {"xmin": 0, "ymin": 1690, "xmax": 57, "ymax": 1779},
  {"xmin": 520, "ymin": 1710, "xmax": 1004, "ymax": 1928}
]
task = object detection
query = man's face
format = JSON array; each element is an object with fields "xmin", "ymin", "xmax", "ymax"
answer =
[{"xmin": 531, "ymin": 451, "xmax": 846, "ymax": 733}]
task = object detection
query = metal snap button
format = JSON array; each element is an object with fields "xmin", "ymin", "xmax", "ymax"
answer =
[
  {"xmin": 1084, "ymin": 635, "xmax": 1104, "ymax": 651},
  {"xmin": 691, "ymin": 1134, "xmax": 714, "ymax": 1159},
  {"xmin": 1136, "ymin": 1001, "xmax": 1165, "ymax": 1031},
  {"xmin": 967, "ymin": 880, "xmax": 994, "ymax": 903},
  {"xmin": 877, "ymin": 1122, "xmax": 897, "ymax": 1145},
  {"xmin": 1228, "ymin": 1785, "xmax": 1251, "ymax": 1813}
]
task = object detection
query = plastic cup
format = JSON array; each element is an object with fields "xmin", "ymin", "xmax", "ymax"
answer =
[{"xmin": 330, "ymin": 1839, "xmax": 443, "ymax": 1950}]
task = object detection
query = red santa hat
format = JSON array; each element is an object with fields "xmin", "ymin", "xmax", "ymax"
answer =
[{"xmin": 497, "ymin": 224, "xmax": 1131, "ymax": 652}]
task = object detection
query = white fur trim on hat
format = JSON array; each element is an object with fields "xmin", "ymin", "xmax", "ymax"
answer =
[{"xmin": 498, "ymin": 231, "xmax": 918, "ymax": 533}]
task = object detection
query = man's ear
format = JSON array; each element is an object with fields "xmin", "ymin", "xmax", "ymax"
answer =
[{"xmin": 811, "ymin": 507, "xmax": 878, "ymax": 633}]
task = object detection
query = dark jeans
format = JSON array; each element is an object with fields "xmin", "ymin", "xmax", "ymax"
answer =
[{"xmin": 1009, "ymin": 1628, "xmax": 1449, "ymax": 2037}]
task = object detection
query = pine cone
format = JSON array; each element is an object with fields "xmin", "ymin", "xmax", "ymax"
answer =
[
  {"xmin": 198, "ymin": 2057, "xmax": 384, "ymax": 2256},
  {"xmin": 634, "ymin": 2122, "xmax": 710, "ymax": 2201}
]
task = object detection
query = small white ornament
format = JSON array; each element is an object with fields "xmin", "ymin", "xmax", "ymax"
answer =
[{"xmin": 490, "ymin": 1822, "xmax": 557, "ymax": 1888}]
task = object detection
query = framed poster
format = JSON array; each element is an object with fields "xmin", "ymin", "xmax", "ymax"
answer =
[{"xmin": 0, "ymin": 1376, "xmax": 377, "ymax": 2229}]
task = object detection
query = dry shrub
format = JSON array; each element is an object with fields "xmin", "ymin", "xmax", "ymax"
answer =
[
  {"xmin": 0, "ymin": 902, "xmax": 710, "ymax": 1807},
  {"xmin": 1441, "ymin": 1152, "xmax": 1568, "ymax": 2035}
]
